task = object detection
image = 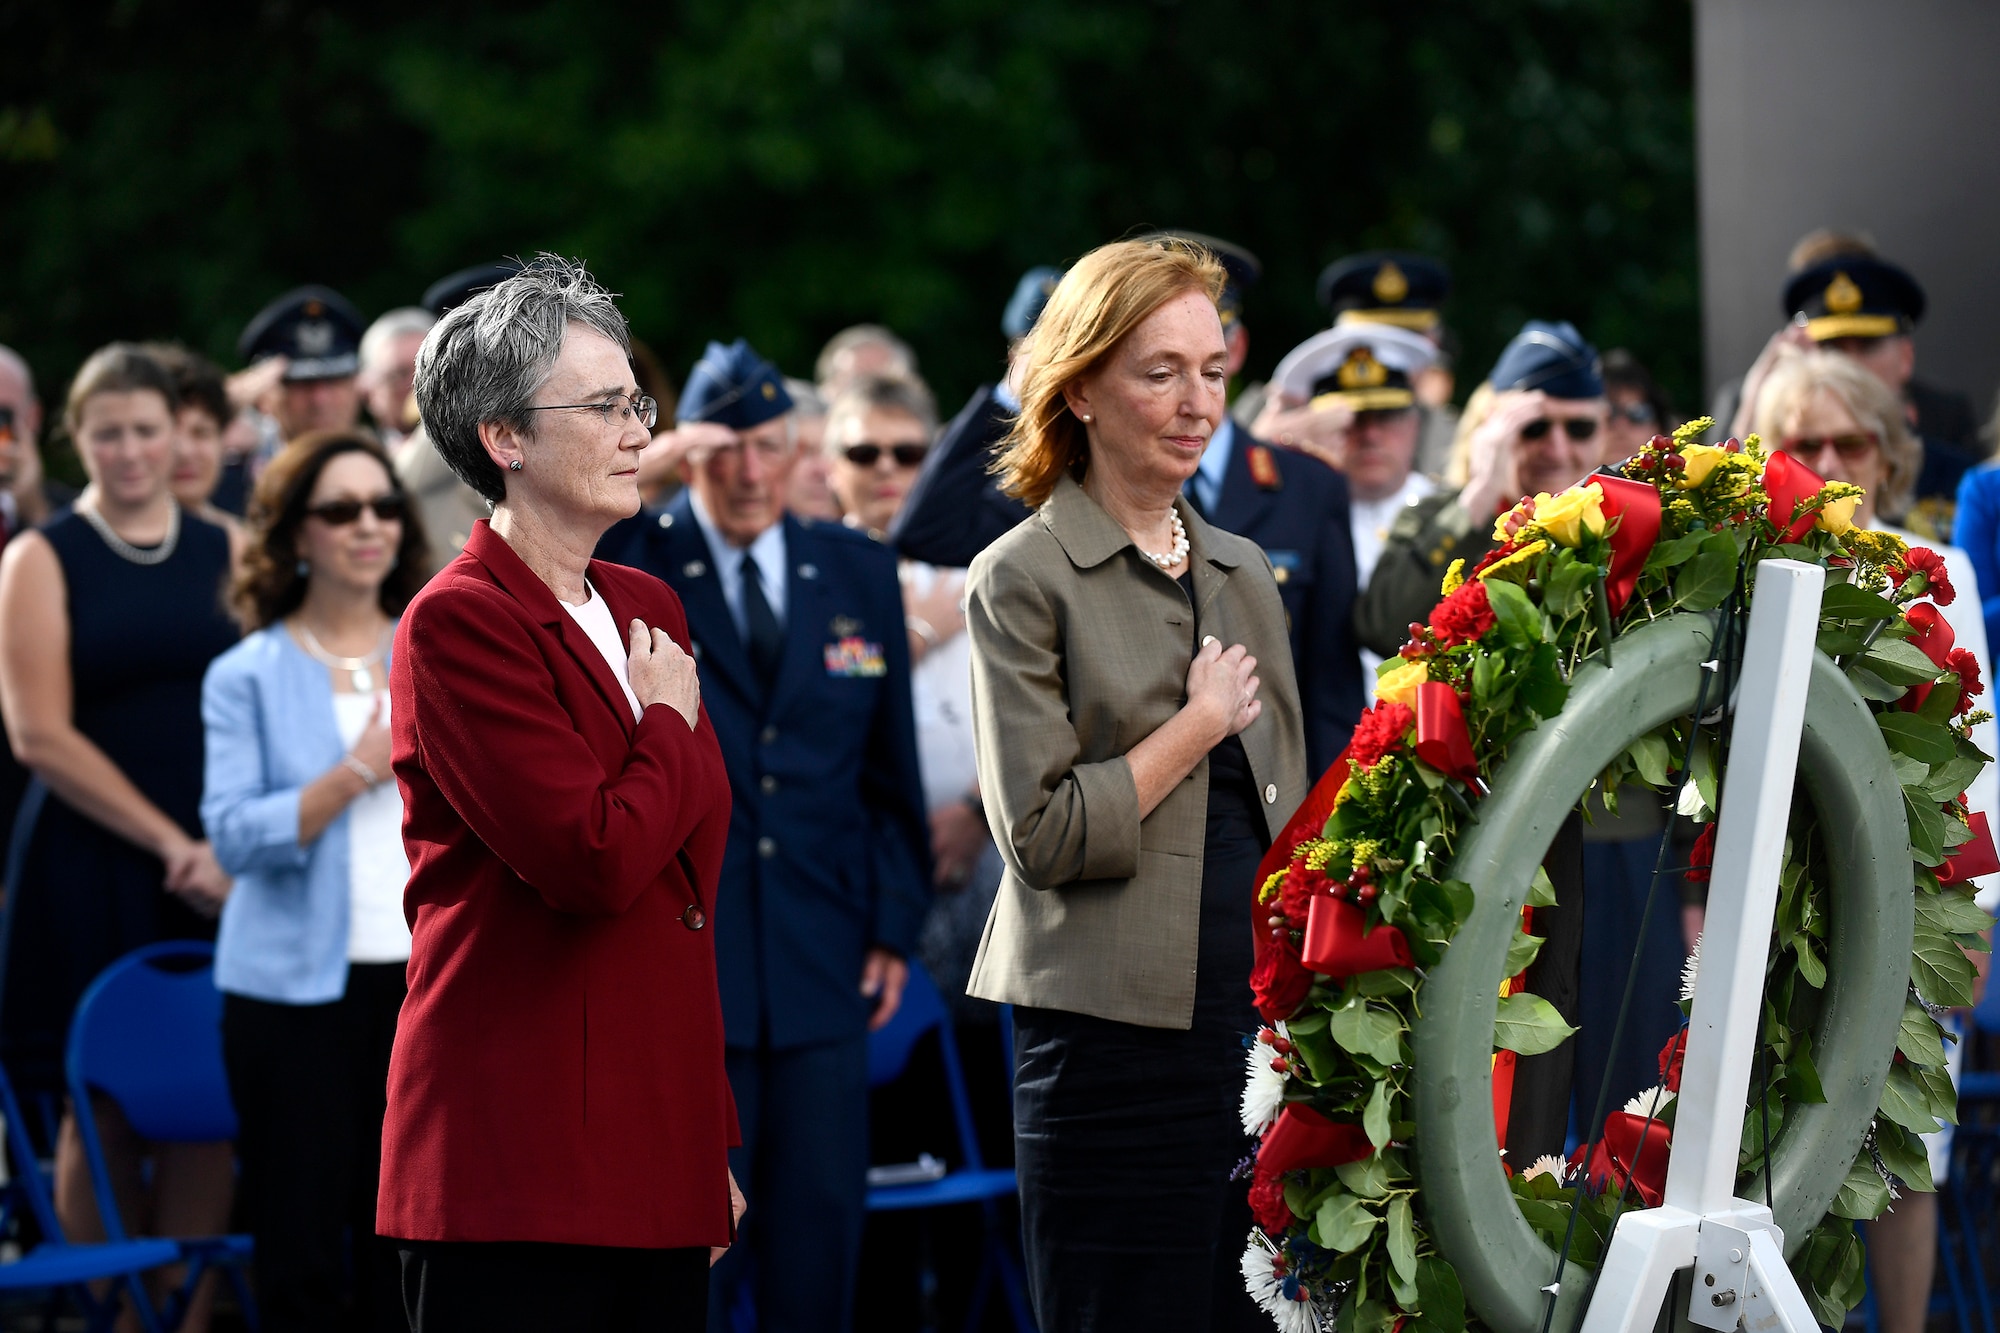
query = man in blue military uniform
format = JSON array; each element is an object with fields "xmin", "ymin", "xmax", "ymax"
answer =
[
  {"xmin": 894, "ymin": 240, "xmax": 1365, "ymax": 775},
  {"xmin": 598, "ymin": 339, "xmax": 930, "ymax": 1333}
]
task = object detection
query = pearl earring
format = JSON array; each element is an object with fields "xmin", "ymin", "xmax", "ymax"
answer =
[
  {"xmin": 1080, "ymin": 413, "xmax": 1092, "ymax": 423},
  {"xmin": 509, "ymin": 459, "xmax": 523, "ymax": 472}
]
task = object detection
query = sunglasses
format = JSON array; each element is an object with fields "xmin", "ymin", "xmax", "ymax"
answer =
[
  {"xmin": 1520, "ymin": 417, "xmax": 1600, "ymax": 442},
  {"xmin": 1779, "ymin": 432, "xmax": 1879, "ymax": 462},
  {"xmin": 1611, "ymin": 403, "xmax": 1657, "ymax": 425},
  {"xmin": 842, "ymin": 443, "xmax": 928, "ymax": 468},
  {"xmin": 306, "ymin": 494, "xmax": 407, "ymax": 525}
]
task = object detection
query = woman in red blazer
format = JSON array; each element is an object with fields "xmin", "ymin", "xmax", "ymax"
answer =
[{"xmin": 378, "ymin": 256, "xmax": 741, "ymax": 1331}]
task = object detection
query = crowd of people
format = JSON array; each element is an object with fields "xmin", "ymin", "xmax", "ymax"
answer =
[{"xmin": 0, "ymin": 222, "xmax": 1986, "ymax": 1333}]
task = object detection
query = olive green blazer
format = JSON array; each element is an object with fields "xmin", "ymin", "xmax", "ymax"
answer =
[{"xmin": 963, "ymin": 474, "xmax": 1308, "ymax": 1029}]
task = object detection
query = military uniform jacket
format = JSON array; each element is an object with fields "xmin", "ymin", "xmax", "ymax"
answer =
[
  {"xmin": 889, "ymin": 383, "xmax": 1028, "ymax": 568},
  {"xmin": 598, "ymin": 497, "xmax": 931, "ymax": 1050},
  {"xmin": 1353, "ymin": 487, "xmax": 1497, "ymax": 660},
  {"xmin": 964, "ymin": 476, "xmax": 1308, "ymax": 1030}
]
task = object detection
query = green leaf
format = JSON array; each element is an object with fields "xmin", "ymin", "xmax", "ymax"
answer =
[
  {"xmin": 1914, "ymin": 1057, "xmax": 1958, "ymax": 1126},
  {"xmin": 1315, "ymin": 1191, "xmax": 1380, "ymax": 1255},
  {"xmin": 1493, "ymin": 992, "xmax": 1577, "ymax": 1055},
  {"xmin": 1484, "ymin": 577, "xmax": 1542, "ymax": 647},
  {"xmin": 1542, "ymin": 552, "xmax": 1596, "ymax": 619},
  {"xmin": 1820, "ymin": 581, "xmax": 1901, "ymax": 623},
  {"xmin": 1363, "ymin": 1078, "xmax": 1392, "ymax": 1148},
  {"xmin": 1876, "ymin": 1063, "xmax": 1940, "ymax": 1134},
  {"xmin": 1674, "ymin": 533, "xmax": 1739, "ymax": 610},
  {"xmin": 1692, "ymin": 737, "xmax": 1718, "ymax": 815},
  {"xmin": 1386, "ymin": 1259, "xmax": 1420, "ymax": 1312},
  {"xmin": 1336, "ymin": 1152, "xmax": 1396, "ymax": 1198},
  {"xmin": 1356, "ymin": 968, "xmax": 1420, "ymax": 998},
  {"xmin": 1330, "ymin": 998, "xmax": 1404, "ymax": 1067},
  {"xmin": 1874, "ymin": 1120, "xmax": 1936, "ymax": 1193},
  {"xmin": 1890, "ymin": 750, "xmax": 1932, "ymax": 789},
  {"xmin": 1898, "ymin": 1001, "xmax": 1949, "ymax": 1067},
  {"xmin": 1786, "ymin": 1036, "xmax": 1827, "ymax": 1103},
  {"xmin": 1878, "ymin": 712, "xmax": 1959, "ymax": 764},
  {"xmin": 1625, "ymin": 732, "xmax": 1673, "ymax": 787},
  {"xmin": 1828, "ymin": 1154, "xmax": 1892, "ymax": 1219},
  {"xmin": 1798, "ymin": 1222, "xmax": 1869, "ymax": 1326},
  {"xmin": 1905, "ymin": 789, "xmax": 1948, "ymax": 866},
  {"xmin": 1922, "ymin": 886, "xmax": 1994, "ymax": 938},
  {"xmin": 1922, "ymin": 756, "xmax": 1984, "ymax": 804},
  {"xmin": 1518, "ymin": 641, "xmax": 1569, "ymax": 718},
  {"xmin": 1846, "ymin": 664, "xmax": 1909, "ymax": 702},
  {"xmin": 1526, "ymin": 865, "xmax": 1558, "ymax": 908},
  {"xmin": 1386, "ymin": 1195, "xmax": 1418, "ymax": 1286},
  {"xmin": 1504, "ymin": 929, "xmax": 1546, "ymax": 978},
  {"xmin": 1416, "ymin": 1257, "xmax": 1465, "ymax": 1329},
  {"xmin": 1911, "ymin": 918, "xmax": 1978, "ymax": 1007},
  {"xmin": 1862, "ymin": 638, "xmax": 1949, "ymax": 687},
  {"xmin": 1793, "ymin": 935, "xmax": 1826, "ymax": 989}
]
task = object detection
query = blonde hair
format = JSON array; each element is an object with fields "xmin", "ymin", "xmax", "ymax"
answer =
[
  {"xmin": 1750, "ymin": 348, "xmax": 1920, "ymax": 518},
  {"xmin": 992, "ymin": 238, "xmax": 1227, "ymax": 507},
  {"xmin": 1443, "ymin": 380, "xmax": 1495, "ymax": 487}
]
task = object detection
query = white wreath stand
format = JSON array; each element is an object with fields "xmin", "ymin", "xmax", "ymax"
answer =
[{"xmin": 1578, "ymin": 559, "xmax": 1827, "ymax": 1333}]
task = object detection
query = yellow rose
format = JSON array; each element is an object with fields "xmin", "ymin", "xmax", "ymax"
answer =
[
  {"xmin": 1677, "ymin": 444, "xmax": 1729, "ymax": 489},
  {"xmin": 1375, "ymin": 657, "xmax": 1429, "ymax": 710},
  {"xmin": 1816, "ymin": 494, "xmax": 1859, "ymax": 535},
  {"xmin": 1535, "ymin": 483, "xmax": 1606, "ymax": 547}
]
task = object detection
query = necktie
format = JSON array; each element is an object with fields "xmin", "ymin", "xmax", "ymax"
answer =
[
  {"xmin": 1185, "ymin": 472, "xmax": 1215, "ymax": 520},
  {"xmin": 740, "ymin": 553, "xmax": 784, "ymax": 691}
]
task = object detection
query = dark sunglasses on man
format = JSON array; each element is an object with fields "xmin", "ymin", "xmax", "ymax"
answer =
[
  {"xmin": 1610, "ymin": 402, "xmax": 1656, "ymax": 425},
  {"xmin": 1520, "ymin": 417, "xmax": 1600, "ymax": 442},
  {"xmin": 841, "ymin": 443, "xmax": 929, "ymax": 468},
  {"xmin": 1779, "ymin": 432, "xmax": 1878, "ymax": 463},
  {"xmin": 306, "ymin": 494, "xmax": 408, "ymax": 525}
]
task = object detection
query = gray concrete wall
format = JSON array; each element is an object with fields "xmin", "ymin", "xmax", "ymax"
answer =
[{"xmin": 1697, "ymin": 0, "xmax": 2000, "ymax": 426}]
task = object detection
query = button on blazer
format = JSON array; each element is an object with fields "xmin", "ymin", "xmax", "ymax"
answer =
[
  {"xmin": 964, "ymin": 475, "xmax": 1308, "ymax": 1030},
  {"xmin": 376, "ymin": 521, "xmax": 737, "ymax": 1248}
]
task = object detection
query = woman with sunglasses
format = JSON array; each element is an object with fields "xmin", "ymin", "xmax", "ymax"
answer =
[
  {"xmin": 1749, "ymin": 346, "xmax": 1994, "ymax": 1333},
  {"xmin": 201, "ymin": 429, "xmax": 428, "ymax": 1331}
]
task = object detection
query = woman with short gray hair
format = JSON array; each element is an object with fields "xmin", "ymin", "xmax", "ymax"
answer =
[{"xmin": 375, "ymin": 255, "xmax": 743, "ymax": 1330}]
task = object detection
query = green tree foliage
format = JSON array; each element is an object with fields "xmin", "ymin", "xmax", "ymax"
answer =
[{"xmin": 0, "ymin": 0, "xmax": 1694, "ymax": 420}]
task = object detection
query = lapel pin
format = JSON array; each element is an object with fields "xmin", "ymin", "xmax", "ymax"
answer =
[
  {"xmin": 657, "ymin": 512, "xmax": 674, "ymax": 529},
  {"xmin": 683, "ymin": 560, "xmax": 707, "ymax": 578},
  {"xmin": 798, "ymin": 563, "xmax": 819, "ymax": 580}
]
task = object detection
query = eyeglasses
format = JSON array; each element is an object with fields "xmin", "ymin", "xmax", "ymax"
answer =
[
  {"xmin": 841, "ymin": 443, "xmax": 929, "ymax": 468},
  {"xmin": 1520, "ymin": 417, "xmax": 1600, "ymax": 442},
  {"xmin": 1610, "ymin": 403, "xmax": 1657, "ymax": 425},
  {"xmin": 306, "ymin": 494, "xmax": 407, "ymax": 525},
  {"xmin": 523, "ymin": 393, "xmax": 658, "ymax": 431},
  {"xmin": 1779, "ymin": 432, "xmax": 1879, "ymax": 462}
]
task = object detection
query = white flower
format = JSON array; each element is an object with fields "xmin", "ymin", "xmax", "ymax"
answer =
[
  {"xmin": 1240, "ymin": 1235, "xmax": 1323, "ymax": 1333},
  {"xmin": 1624, "ymin": 1085, "xmax": 1675, "ymax": 1118},
  {"xmin": 1523, "ymin": 1154, "xmax": 1568, "ymax": 1182},
  {"xmin": 1676, "ymin": 783, "xmax": 1710, "ymax": 819},
  {"xmin": 1241, "ymin": 1023, "xmax": 1289, "ymax": 1136},
  {"xmin": 1680, "ymin": 934, "xmax": 1702, "ymax": 1003}
]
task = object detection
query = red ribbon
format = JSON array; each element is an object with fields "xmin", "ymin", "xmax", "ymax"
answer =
[
  {"xmin": 1302, "ymin": 894, "xmax": 1416, "ymax": 978},
  {"xmin": 1414, "ymin": 681, "xmax": 1479, "ymax": 783},
  {"xmin": 1762, "ymin": 452, "xmax": 1827, "ymax": 542},
  {"xmin": 1658, "ymin": 1027, "xmax": 1688, "ymax": 1094},
  {"xmin": 1939, "ymin": 810, "xmax": 2000, "ymax": 885},
  {"xmin": 1595, "ymin": 475, "xmax": 1663, "ymax": 615},
  {"xmin": 1903, "ymin": 602, "xmax": 1956, "ymax": 711},
  {"xmin": 1569, "ymin": 1111, "xmax": 1672, "ymax": 1207},
  {"xmin": 1250, "ymin": 742, "xmax": 1358, "ymax": 1022},
  {"xmin": 1250, "ymin": 1104, "xmax": 1374, "ymax": 1230}
]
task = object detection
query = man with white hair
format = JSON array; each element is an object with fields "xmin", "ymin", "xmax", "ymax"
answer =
[
  {"xmin": 358, "ymin": 307, "xmax": 436, "ymax": 450},
  {"xmin": 0, "ymin": 345, "xmax": 76, "ymax": 540}
]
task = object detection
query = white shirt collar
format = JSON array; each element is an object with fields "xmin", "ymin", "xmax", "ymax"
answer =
[{"xmin": 687, "ymin": 489, "xmax": 789, "ymax": 634}]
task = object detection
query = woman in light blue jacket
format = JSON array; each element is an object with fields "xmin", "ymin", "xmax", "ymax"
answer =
[{"xmin": 201, "ymin": 429, "xmax": 428, "ymax": 1333}]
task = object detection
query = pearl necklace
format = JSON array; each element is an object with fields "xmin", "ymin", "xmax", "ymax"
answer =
[
  {"xmin": 79, "ymin": 499, "xmax": 180, "ymax": 567},
  {"xmin": 1138, "ymin": 510, "xmax": 1190, "ymax": 571}
]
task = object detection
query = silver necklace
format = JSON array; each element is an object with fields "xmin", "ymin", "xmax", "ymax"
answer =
[
  {"xmin": 79, "ymin": 499, "xmax": 179, "ymax": 567},
  {"xmin": 299, "ymin": 622, "xmax": 389, "ymax": 692},
  {"xmin": 1138, "ymin": 510, "xmax": 1191, "ymax": 571}
]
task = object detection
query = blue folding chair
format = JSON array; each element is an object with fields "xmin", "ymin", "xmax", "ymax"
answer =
[
  {"xmin": 0, "ymin": 1057, "xmax": 182, "ymax": 1331},
  {"xmin": 866, "ymin": 964, "xmax": 1033, "ymax": 1333},
  {"xmin": 65, "ymin": 941, "xmax": 259, "ymax": 1332}
]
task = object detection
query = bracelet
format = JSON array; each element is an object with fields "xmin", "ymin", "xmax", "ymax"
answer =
[
  {"xmin": 341, "ymin": 754, "xmax": 381, "ymax": 788},
  {"xmin": 906, "ymin": 615, "xmax": 939, "ymax": 648}
]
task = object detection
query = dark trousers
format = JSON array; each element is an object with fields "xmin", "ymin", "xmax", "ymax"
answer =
[
  {"xmin": 708, "ymin": 1035, "xmax": 868, "ymax": 1333},
  {"xmin": 397, "ymin": 1241, "xmax": 708, "ymax": 1331},
  {"xmin": 222, "ymin": 962, "xmax": 406, "ymax": 1333},
  {"xmin": 1012, "ymin": 1007, "xmax": 1264, "ymax": 1333},
  {"xmin": 1575, "ymin": 833, "xmax": 1685, "ymax": 1138}
]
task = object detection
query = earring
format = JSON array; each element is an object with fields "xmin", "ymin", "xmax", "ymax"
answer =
[
  {"xmin": 509, "ymin": 459, "xmax": 523, "ymax": 472},
  {"xmin": 1080, "ymin": 413, "xmax": 1093, "ymax": 423},
  {"xmin": 296, "ymin": 559, "xmax": 310, "ymax": 578}
]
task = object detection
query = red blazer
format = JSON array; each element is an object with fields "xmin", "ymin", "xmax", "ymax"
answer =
[{"xmin": 376, "ymin": 521, "xmax": 736, "ymax": 1248}]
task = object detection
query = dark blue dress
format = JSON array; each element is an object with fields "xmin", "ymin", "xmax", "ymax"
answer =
[{"xmin": 0, "ymin": 508, "xmax": 239, "ymax": 1093}]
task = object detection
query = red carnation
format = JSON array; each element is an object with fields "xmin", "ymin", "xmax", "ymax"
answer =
[
  {"xmin": 1685, "ymin": 823, "xmax": 1716, "ymax": 885},
  {"xmin": 1904, "ymin": 548, "xmax": 1956, "ymax": 606},
  {"xmin": 1429, "ymin": 580, "xmax": 1499, "ymax": 649},
  {"xmin": 1470, "ymin": 541, "xmax": 1520, "ymax": 579},
  {"xmin": 1279, "ymin": 864, "xmax": 1325, "ymax": 930},
  {"xmin": 1948, "ymin": 647, "xmax": 1984, "ymax": 713},
  {"xmin": 1658, "ymin": 1028, "xmax": 1688, "ymax": 1093},
  {"xmin": 1249, "ymin": 1171, "xmax": 1292, "ymax": 1232},
  {"xmin": 1347, "ymin": 701, "xmax": 1415, "ymax": 772}
]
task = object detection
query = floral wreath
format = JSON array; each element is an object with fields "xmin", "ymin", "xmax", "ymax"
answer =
[{"xmin": 1239, "ymin": 420, "xmax": 1996, "ymax": 1332}]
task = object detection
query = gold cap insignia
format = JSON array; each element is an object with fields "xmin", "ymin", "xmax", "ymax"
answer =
[
  {"xmin": 1372, "ymin": 262, "xmax": 1409, "ymax": 305},
  {"xmin": 761, "ymin": 382, "xmax": 777, "ymax": 400},
  {"xmin": 1337, "ymin": 347, "xmax": 1389, "ymax": 391},
  {"xmin": 1825, "ymin": 271, "xmax": 1863, "ymax": 316}
]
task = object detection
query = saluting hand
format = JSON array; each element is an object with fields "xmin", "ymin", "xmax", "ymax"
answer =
[{"xmin": 627, "ymin": 620, "xmax": 702, "ymax": 729}]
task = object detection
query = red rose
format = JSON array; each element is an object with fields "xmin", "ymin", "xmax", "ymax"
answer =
[
  {"xmin": 1428, "ymin": 580, "xmax": 1499, "ymax": 649},
  {"xmin": 1249, "ymin": 1171, "xmax": 1293, "ymax": 1232},
  {"xmin": 1905, "ymin": 548, "xmax": 1956, "ymax": 606},
  {"xmin": 1251, "ymin": 945, "xmax": 1314, "ymax": 1026},
  {"xmin": 1948, "ymin": 647, "xmax": 1984, "ymax": 711},
  {"xmin": 1685, "ymin": 823, "xmax": 1716, "ymax": 884},
  {"xmin": 1658, "ymin": 1027, "xmax": 1688, "ymax": 1093},
  {"xmin": 1347, "ymin": 701, "xmax": 1415, "ymax": 772}
]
